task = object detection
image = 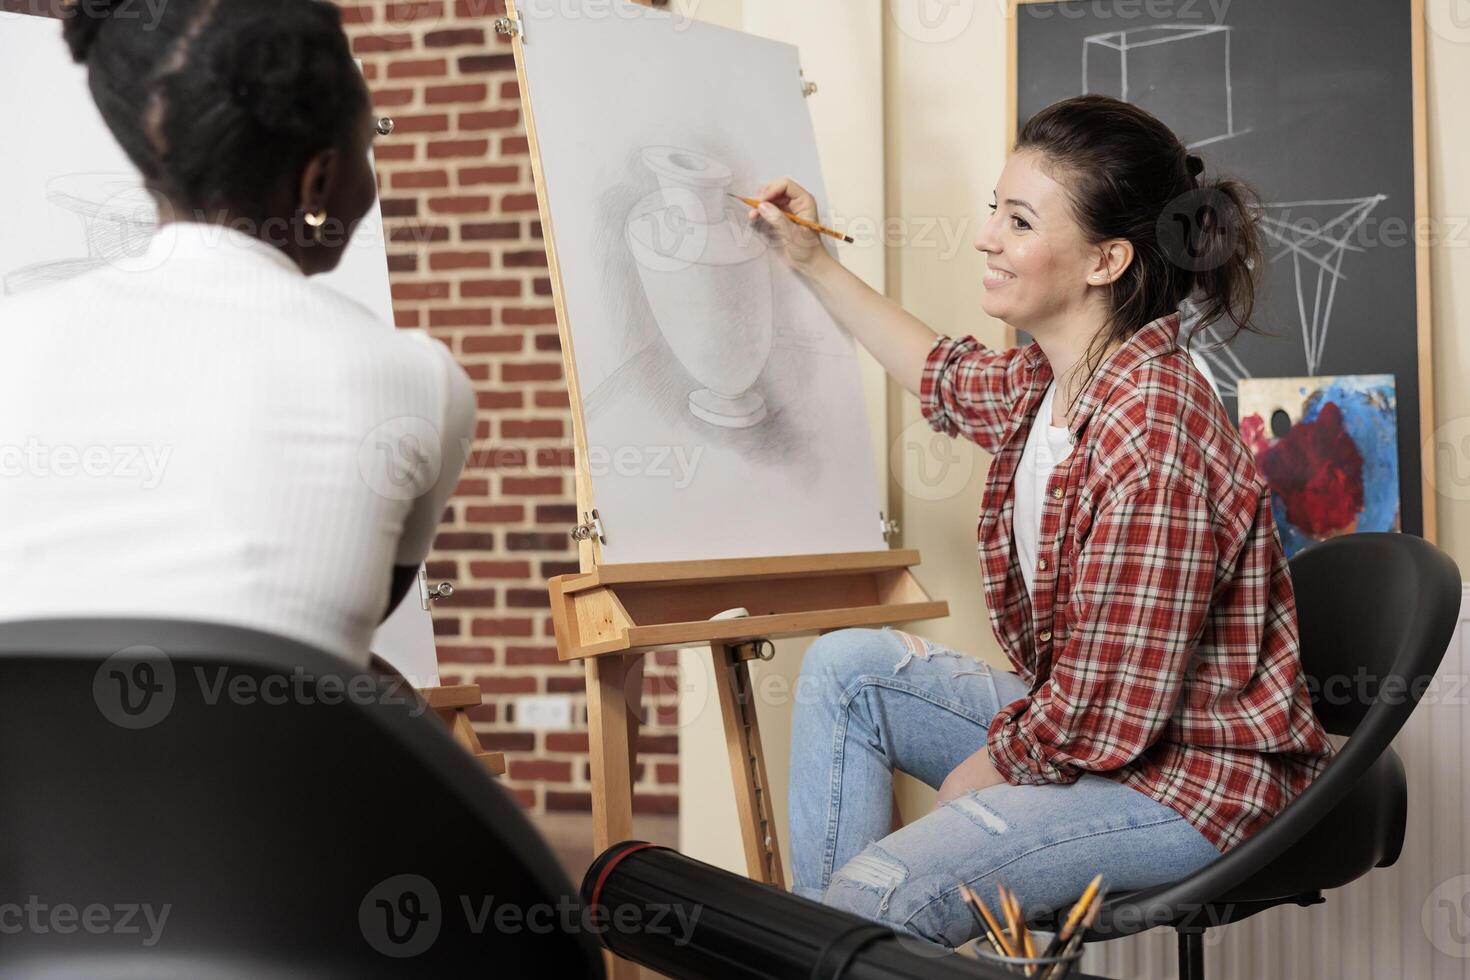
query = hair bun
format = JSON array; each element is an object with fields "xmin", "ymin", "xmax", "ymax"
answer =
[
  {"xmin": 1185, "ymin": 153, "xmax": 1205, "ymax": 178},
  {"xmin": 62, "ymin": 0, "xmax": 123, "ymax": 63}
]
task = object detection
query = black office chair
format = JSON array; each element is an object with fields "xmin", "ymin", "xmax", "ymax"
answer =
[
  {"xmin": 1031, "ymin": 532, "xmax": 1462, "ymax": 979},
  {"xmin": 0, "ymin": 618, "xmax": 605, "ymax": 979}
]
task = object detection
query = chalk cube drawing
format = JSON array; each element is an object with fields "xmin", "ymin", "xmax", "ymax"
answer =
[{"xmin": 1083, "ymin": 25, "xmax": 1237, "ymax": 149}]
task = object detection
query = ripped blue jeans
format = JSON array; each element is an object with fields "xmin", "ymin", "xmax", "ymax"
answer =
[{"xmin": 787, "ymin": 627, "xmax": 1220, "ymax": 949}]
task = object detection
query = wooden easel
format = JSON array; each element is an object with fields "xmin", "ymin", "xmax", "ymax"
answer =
[
  {"xmin": 550, "ymin": 553, "xmax": 948, "ymax": 885},
  {"xmin": 500, "ymin": 3, "xmax": 949, "ymax": 975},
  {"xmin": 424, "ymin": 683, "xmax": 507, "ymax": 776}
]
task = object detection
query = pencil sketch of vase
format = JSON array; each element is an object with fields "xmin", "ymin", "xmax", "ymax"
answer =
[
  {"xmin": 2, "ymin": 174, "xmax": 155, "ymax": 296},
  {"xmin": 624, "ymin": 146, "xmax": 773, "ymax": 429}
]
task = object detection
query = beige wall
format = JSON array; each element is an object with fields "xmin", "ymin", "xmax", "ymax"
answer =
[
  {"xmin": 1426, "ymin": 2, "xmax": 1470, "ymax": 566},
  {"xmin": 680, "ymin": 0, "xmax": 1470, "ymax": 880}
]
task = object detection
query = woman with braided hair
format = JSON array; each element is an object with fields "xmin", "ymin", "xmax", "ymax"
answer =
[{"xmin": 0, "ymin": 0, "xmax": 475, "ymax": 664}]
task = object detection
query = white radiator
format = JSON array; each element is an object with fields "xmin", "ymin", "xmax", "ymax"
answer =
[{"xmin": 1085, "ymin": 585, "xmax": 1470, "ymax": 979}]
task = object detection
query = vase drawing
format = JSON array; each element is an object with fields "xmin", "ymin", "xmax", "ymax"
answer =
[
  {"xmin": 625, "ymin": 146, "xmax": 773, "ymax": 429},
  {"xmin": 3, "ymin": 174, "xmax": 155, "ymax": 296}
]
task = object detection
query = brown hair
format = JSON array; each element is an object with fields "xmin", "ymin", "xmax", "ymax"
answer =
[{"xmin": 1015, "ymin": 94, "xmax": 1267, "ymax": 412}]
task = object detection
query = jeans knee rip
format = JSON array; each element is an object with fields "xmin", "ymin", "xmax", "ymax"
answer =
[
  {"xmin": 949, "ymin": 793, "xmax": 1008, "ymax": 835},
  {"xmin": 833, "ymin": 845, "xmax": 908, "ymax": 912},
  {"xmin": 886, "ymin": 627, "xmax": 990, "ymax": 681}
]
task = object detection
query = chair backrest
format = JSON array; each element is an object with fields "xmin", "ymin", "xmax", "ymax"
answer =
[
  {"xmin": 1293, "ymin": 532, "xmax": 1459, "ymax": 736},
  {"xmin": 1093, "ymin": 532, "xmax": 1461, "ymax": 934},
  {"xmin": 0, "ymin": 618, "xmax": 605, "ymax": 979}
]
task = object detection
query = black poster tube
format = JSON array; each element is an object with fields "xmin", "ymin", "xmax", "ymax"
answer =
[{"xmin": 581, "ymin": 841, "xmax": 1028, "ymax": 980}]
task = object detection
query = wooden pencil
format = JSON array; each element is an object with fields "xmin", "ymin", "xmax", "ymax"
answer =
[
  {"xmin": 1002, "ymin": 884, "xmax": 1030, "ymax": 966},
  {"xmin": 1043, "ymin": 885, "xmax": 1107, "ymax": 980},
  {"xmin": 731, "ymin": 193, "xmax": 855, "ymax": 243},
  {"xmin": 999, "ymin": 884, "xmax": 1019, "ymax": 951},
  {"xmin": 959, "ymin": 884, "xmax": 1008, "ymax": 958},
  {"xmin": 1040, "ymin": 874, "xmax": 1104, "ymax": 960},
  {"xmin": 969, "ymin": 887, "xmax": 1018, "ymax": 958}
]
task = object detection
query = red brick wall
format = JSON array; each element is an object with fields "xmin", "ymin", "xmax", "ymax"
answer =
[{"xmin": 340, "ymin": 1, "xmax": 680, "ymax": 817}]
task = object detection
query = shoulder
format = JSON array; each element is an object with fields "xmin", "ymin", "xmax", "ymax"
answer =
[
  {"xmin": 290, "ymin": 280, "xmax": 462, "ymax": 388},
  {"xmin": 337, "ymin": 324, "xmax": 473, "ymax": 413},
  {"xmin": 1085, "ymin": 346, "xmax": 1265, "ymax": 516}
]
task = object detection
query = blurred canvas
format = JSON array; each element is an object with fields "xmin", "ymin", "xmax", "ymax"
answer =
[{"xmin": 1238, "ymin": 375, "xmax": 1399, "ymax": 557}]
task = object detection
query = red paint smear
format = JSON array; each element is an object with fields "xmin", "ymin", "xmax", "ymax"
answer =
[
  {"xmin": 1257, "ymin": 401, "xmax": 1364, "ymax": 536},
  {"xmin": 1240, "ymin": 413, "xmax": 1268, "ymax": 456}
]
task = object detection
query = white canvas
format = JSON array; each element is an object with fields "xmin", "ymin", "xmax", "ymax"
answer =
[
  {"xmin": 0, "ymin": 14, "xmax": 438, "ymax": 685},
  {"xmin": 518, "ymin": 0, "xmax": 886, "ymax": 563}
]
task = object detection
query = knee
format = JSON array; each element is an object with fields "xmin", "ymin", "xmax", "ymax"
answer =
[
  {"xmin": 798, "ymin": 627, "xmax": 891, "ymax": 687},
  {"xmin": 795, "ymin": 629, "xmax": 885, "ymax": 708},
  {"xmin": 823, "ymin": 843, "xmax": 963, "ymax": 949},
  {"xmin": 801, "ymin": 627, "xmax": 875, "ymax": 667}
]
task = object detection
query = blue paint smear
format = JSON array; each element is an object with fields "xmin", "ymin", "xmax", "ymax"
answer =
[
  {"xmin": 1273, "ymin": 494, "xmax": 1312, "ymax": 557},
  {"xmin": 1292, "ymin": 375, "xmax": 1400, "ymax": 544}
]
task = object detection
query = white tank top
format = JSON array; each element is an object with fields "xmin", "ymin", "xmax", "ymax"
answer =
[{"xmin": 1014, "ymin": 380, "xmax": 1076, "ymax": 601}]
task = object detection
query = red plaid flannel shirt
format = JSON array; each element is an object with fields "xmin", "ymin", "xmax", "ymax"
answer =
[{"xmin": 920, "ymin": 311, "xmax": 1335, "ymax": 852}]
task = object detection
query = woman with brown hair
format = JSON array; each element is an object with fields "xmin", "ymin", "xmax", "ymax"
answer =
[{"xmin": 758, "ymin": 94, "xmax": 1334, "ymax": 947}]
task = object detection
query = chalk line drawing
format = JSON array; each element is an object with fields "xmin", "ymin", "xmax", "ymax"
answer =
[
  {"xmin": 1259, "ymin": 195, "xmax": 1386, "ymax": 377},
  {"xmin": 1182, "ymin": 193, "xmax": 1386, "ymax": 396},
  {"xmin": 1083, "ymin": 25, "xmax": 1249, "ymax": 149}
]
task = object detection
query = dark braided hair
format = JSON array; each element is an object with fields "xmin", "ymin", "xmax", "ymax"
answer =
[
  {"xmin": 63, "ymin": 0, "xmax": 370, "ymax": 222},
  {"xmin": 1015, "ymin": 94, "xmax": 1268, "ymax": 415}
]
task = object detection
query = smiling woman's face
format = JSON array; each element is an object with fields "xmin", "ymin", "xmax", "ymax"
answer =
[{"xmin": 973, "ymin": 149, "xmax": 1113, "ymax": 332}]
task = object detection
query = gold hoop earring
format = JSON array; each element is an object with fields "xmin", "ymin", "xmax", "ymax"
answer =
[{"xmin": 304, "ymin": 207, "xmax": 328, "ymax": 242}]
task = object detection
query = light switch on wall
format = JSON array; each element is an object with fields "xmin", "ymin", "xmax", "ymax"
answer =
[{"xmin": 516, "ymin": 695, "xmax": 573, "ymax": 729}]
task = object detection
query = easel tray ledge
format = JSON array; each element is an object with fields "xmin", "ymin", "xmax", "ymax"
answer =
[{"xmin": 548, "ymin": 549, "xmax": 949, "ymax": 661}]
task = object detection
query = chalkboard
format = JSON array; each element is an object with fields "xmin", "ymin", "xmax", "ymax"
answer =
[{"xmin": 1010, "ymin": 0, "xmax": 1433, "ymax": 539}]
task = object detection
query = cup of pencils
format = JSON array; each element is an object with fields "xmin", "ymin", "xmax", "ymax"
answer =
[{"xmin": 959, "ymin": 874, "xmax": 1106, "ymax": 978}]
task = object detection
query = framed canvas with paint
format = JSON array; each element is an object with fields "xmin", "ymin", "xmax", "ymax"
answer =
[{"xmin": 1238, "ymin": 375, "xmax": 1400, "ymax": 557}]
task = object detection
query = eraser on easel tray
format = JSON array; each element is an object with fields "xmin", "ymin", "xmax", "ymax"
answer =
[{"xmin": 709, "ymin": 607, "xmax": 750, "ymax": 620}]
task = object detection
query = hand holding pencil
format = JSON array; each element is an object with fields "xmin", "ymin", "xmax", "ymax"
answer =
[{"xmin": 741, "ymin": 177, "xmax": 848, "ymax": 269}]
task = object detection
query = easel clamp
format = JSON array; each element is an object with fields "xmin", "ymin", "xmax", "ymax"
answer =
[
  {"xmin": 732, "ymin": 637, "xmax": 776, "ymax": 662},
  {"xmin": 571, "ymin": 509, "xmax": 606, "ymax": 545}
]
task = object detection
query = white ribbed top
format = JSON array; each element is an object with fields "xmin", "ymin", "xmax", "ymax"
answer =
[{"xmin": 0, "ymin": 222, "xmax": 475, "ymax": 664}]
